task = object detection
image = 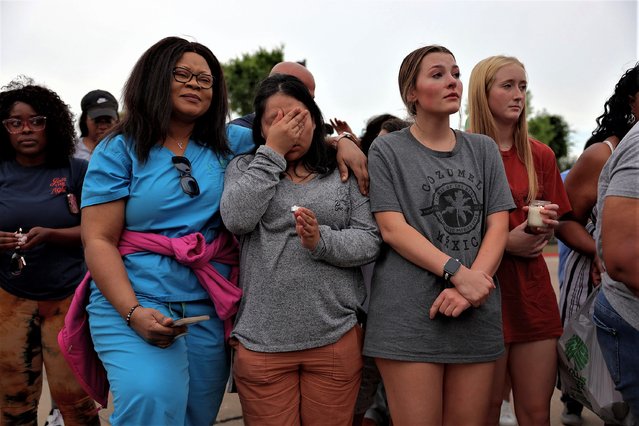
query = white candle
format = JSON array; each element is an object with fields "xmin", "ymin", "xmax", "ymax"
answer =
[{"xmin": 527, "ymin": 200, "xmax": 549, "ymax": 228}]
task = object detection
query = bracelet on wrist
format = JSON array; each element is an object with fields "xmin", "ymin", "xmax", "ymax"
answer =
[
  {"xmin": 336, "ymin": 132, "xmax": 356, "ymax": 144},
  {"xmin": 125, "ymin": 304, "xmax": 141, "ymax": 327}
]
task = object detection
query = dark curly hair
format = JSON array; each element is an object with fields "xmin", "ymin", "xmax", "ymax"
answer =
[
  {"xmin": 111, "ymin": 36, "xmax": 229, "ymax": 162},
  {"xmin": 252, "ymin": 74, "xmax": 334, "ymax": 176},
  {"xmin": 0, "ymin": 77, "xmax": 76, "ymax": 166},
  {"xmin": 590, "ymin": 62, "xmax": 639, "ymax": 145}
]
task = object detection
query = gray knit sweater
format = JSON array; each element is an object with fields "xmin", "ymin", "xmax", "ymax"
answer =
[{"xmin": 221, "ymin": 146, "xmax": 381, "ymax": 352}]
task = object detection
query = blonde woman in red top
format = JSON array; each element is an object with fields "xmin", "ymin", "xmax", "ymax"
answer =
[{"xmin": 468, "ymin": 56, "xmax": 571, "ymax": 426}]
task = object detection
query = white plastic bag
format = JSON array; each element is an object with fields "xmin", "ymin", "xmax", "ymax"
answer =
[{"xmin": 558, "ymin": 287, "xmax": 635, "ymax": 425}]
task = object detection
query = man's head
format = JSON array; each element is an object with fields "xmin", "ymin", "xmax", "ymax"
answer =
[{"xmin": 269, "ymin": 62, "xmax": 316, "ymax": 98}]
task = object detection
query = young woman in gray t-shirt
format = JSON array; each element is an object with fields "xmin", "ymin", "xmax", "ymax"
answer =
[{"xmin": 363, "ymin": 45, "xmax": 514, "ymax": 425}]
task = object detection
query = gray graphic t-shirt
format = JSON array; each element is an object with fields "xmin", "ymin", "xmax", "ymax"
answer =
[
  {"xmin": 596, "ymin": 123, "xmax": 639, "ymax": 331},
  {"xmin": 364, "ymin": 128, "xmax": 515, "ymax": 363}
]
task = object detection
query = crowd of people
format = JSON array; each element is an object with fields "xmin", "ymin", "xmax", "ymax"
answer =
[{"xmin": 0, "ymin": 35, "xmax": 637, "ymax": 426}]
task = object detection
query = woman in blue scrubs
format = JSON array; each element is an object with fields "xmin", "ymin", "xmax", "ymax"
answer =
[{"xmin": 80, "ymin": 37, "xmax": 254, "ymax": 426}]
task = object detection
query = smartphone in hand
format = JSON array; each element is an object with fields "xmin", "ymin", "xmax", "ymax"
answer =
[{"xmin": 172, "ymin": 315, "xmax": 211, "ymax": 327}]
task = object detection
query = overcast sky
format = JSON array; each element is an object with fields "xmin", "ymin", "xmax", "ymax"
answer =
[{"xmin": 1, "ymin": 0, "xmax": 637, "ymax": 156}]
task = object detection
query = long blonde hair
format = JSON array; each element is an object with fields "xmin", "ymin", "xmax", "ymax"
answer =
[{"xmin": 468, "ymin": 56, "xmax": 538, "ymax": 202}]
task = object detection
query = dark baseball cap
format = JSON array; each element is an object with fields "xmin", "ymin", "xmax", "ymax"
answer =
[{"xmin": 81, "ymin": 90, "xmax": 119, "ymax": 119}]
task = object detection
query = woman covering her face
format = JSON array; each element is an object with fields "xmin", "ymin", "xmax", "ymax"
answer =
[
  {"xmin": 221, "ymin": 74, "xmax": 381, "ymax": 425},
  {"xmin": 363, "ymin": 46, "xmax": 514, "ymax": 425}
]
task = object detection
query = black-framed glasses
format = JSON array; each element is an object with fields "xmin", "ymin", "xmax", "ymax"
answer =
[
  {"xmin": 2, "ymin": 116, "xmax": 47, "ymax": 134},
  {"xmin": 172, "ymin": 67, "xmax": 214, "ymax": 89},
  {"xmin": 172, "ymin": 156, "xmax": 200, "ymax": 197}
]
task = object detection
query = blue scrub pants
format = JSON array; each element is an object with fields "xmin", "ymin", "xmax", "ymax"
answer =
[{"xmin": 87, "ymin": 290, "xmax": 228, "ymax": 426}]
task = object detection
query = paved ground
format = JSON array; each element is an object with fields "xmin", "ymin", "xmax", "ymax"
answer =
[{"xmin": 38, "ymin": 249, "xmax": 604, "ymax": 425}]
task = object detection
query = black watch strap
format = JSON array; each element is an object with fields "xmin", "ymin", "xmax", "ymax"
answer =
[{"xmin": 443, "ymin": 258, "xmax": 462, "ymax": 282}]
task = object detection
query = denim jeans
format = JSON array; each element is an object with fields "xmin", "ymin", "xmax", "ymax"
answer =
[{"xmin": 593, "ymin": 290, "xmax": 639, "ymax": 420}]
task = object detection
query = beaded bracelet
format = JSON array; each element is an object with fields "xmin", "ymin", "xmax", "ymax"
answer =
[{"xmin": 125, "ymin": 304, "xmax": 141, "ymax": 327}]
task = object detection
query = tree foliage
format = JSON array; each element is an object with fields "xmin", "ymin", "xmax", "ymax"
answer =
[
  {"xmin": 527, "ymin": 90, "xmax": 573, "ymax": 169},
  {"xmin": 222, "ymin": 46, "xmax": 285, "ymax": 117},
  {"xmin": 528, "ymin": 110, "xmax": 572, "ymax": 170}
]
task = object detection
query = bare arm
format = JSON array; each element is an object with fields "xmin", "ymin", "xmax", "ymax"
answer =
[
  {"xmin": 555, "ymin": 219, "xmax": 596, "ymax": 258},
  {"xmin": 600, "ymin": 195, "xmax": 639, "ymax": 295},
  {"xmin": 374, "ymin": 211, "xmax": 494, "ymax": 307},
  {"xmin": 470, "ymin": 211, "xmax": 509, "ymax": 276},
  {"xmin": 557, "ymin": 144, "xmax": 611, "ymax": 255},
  {"xmin": 82, "ymin": 201, "xmax": 185, "ymax": 347},
  {"xmin": 20, "ymin": 226, "xmax": 81, "ymax": 251},
  {"xmin": 334, "ymin": 138, "xmax": 369, "ymax": 196}
]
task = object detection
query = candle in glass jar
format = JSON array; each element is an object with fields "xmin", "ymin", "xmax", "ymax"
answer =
[{"xmin": 527, "ymin": 200, "xmax": 550, "ymax": 228}]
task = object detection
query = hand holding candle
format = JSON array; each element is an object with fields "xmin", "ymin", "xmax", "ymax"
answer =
[{"xmin": 527, "ymin": 200, "xmax": 550, "ymax": 228}]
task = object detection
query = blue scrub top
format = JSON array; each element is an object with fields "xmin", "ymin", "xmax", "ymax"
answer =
[{"xmin": 82, "ymin": 124, "xmax": 254, "ymax": 302}]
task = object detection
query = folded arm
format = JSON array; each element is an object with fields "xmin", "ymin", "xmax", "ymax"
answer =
[{"xmin": 374, "ymin": 211, "xmax": 494, "ymax": 308}]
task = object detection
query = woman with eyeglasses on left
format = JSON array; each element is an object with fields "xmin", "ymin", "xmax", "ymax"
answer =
[
  {"xmin": 75, "ymin": 36, "xmax": 257, "ymax": 426},
  {"xmin": 0, "ymin": 78, "xmax": 100, "ymax": 425}
]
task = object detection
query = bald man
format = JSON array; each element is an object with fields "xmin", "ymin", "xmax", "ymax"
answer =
[
  {"xmin": 230, "ymin": 61, "xmax": 315, "ymax": 128},
  {"xmin": 270, "ymin": 61, "xmax": 316, "ymax": 98}
]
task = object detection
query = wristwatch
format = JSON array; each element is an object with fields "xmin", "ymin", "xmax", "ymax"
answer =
[{"xmin": 443, "ymin": 258, "xmax": 462, "ymax": 282}]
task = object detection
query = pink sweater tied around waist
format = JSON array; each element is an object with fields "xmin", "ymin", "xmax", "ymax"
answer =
[{"xmin": 57, "ymin": 229, "xmax": 241, "ymax": 408}]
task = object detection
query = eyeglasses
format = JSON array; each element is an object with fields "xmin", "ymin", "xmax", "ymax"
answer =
[
  {"xmin": 2, "ymin": 116, "xmax": 47, "ymax": 134},
  {"xmin": 172, "ymin": 67, "xmax": 214, "ymax": 89},
  {"xmin": 172, "ymin": 156, "xmax": 200, "ymax": 197}
]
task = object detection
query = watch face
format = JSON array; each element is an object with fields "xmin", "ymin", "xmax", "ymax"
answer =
[{"xmin": 444, "ymin": 258, "xmax": 461, "ymax": 277}]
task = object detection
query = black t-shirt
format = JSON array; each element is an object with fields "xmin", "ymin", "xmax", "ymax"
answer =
[{"xmin": 0, "ymin": 158, "xmax": 87, "ymax": 300}]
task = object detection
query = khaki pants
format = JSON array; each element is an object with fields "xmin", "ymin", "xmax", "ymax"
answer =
[
  {"xmin": 0, "ymin": 287, "xmax": 99, "ymax": 426},
  {"xmin": 232, "ymin": 325, "xmax": 363, "ymax": 426}
]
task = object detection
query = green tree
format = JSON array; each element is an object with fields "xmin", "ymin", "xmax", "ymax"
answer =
[
  {"xmin": 528, "ymin": 110, "xmax": 572, "ymax": 170},
  {"xmin": 223, "ymin": 46, "xmax": 285, "ymax": 116}
]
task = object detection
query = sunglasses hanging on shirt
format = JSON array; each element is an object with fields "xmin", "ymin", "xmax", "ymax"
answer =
[{"xmin": 172, "ymin": 156, "xmax": 200, "ymax": 197}]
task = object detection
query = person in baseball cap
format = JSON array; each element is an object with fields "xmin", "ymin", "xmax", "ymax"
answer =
[{"xmin": 75, "ymin": 90, "xmax": 119, "ymax": 160}]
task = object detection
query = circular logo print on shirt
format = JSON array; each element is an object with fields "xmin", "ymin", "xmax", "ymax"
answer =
[{"xmin": 427, "ymin": 182, "xmax": 481, "ymax": 234}]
